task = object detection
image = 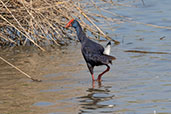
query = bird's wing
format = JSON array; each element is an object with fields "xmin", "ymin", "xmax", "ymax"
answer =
[
  {"xmin": 86, "ymin": 39, "xmax": 104, "ymax": 54},
  {"xmin": 82, "ymin": 45, "xmax": 111, "ymax": 65}
]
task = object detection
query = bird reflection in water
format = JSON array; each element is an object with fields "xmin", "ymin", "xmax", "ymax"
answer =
[{"xmin": 78, "ymin": 82, "xmax": 115, "ymax": 113}]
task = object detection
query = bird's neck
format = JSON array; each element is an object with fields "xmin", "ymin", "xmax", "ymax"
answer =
[{"xmin": 75, "ymin": 24, "xmax": 87, "ymax": 43}]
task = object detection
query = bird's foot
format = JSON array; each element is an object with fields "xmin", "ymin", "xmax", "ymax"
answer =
[
  {"xmin": 91, "ymin": 79, "xmax": 101, "ymax": 82},
  {"xmin": 92, "ymin": 79, "xmax": 102, "ymax": 88}
]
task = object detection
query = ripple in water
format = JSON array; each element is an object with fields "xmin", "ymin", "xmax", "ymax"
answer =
[{"xmin": 78, "ymin": 85, "xmax": 116, "ymax": 113}]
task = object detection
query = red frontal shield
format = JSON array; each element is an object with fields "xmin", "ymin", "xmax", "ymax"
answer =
[{"xmin": 65, "ymin": 19, "xmax": 74, "ymax": 28}]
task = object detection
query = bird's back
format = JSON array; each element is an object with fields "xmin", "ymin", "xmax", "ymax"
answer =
[{"xmin": 82, "ymin": 38, "xmax": 104, "ymax": 54}]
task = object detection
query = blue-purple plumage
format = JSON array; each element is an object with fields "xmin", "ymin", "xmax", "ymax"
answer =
[{"xmin": 66, "ymin": 19, "xmax": 116, "ymax": 81}]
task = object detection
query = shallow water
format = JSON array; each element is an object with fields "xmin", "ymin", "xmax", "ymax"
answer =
[{"xmin": 1, "ymin": 0, "xmax": 171, "ymax": 114}]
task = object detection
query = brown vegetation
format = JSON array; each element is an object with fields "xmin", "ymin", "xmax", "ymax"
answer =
[{"xmin": 0, "ymin": 0, "xmax": 123, "ymax": 51}]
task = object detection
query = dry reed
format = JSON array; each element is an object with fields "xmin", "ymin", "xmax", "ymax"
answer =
[
  {"xmin": 1, "ymin": 0, "xmax": 165, "ymax": 50},
  {"xmin": 0, "ymin": 56, "xmax": 42, "ymax": 82},
  {"xmin": 0, "ymin": 0, "xmax": 125, "ymax": 50}
]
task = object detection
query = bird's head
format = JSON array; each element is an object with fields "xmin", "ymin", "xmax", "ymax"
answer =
[{"xmin": 65, "ymin": 19, "xmax": 79, "ymax": 28}]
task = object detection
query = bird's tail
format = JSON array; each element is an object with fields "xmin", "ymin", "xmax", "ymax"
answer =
[
  {"xmin": 104, "ymin": 54, "xmax": 116, "ymax": 65},
  {"xmin": 103, "ymin": 41, "xmax": 111, "ymax": 55},
  {"xmin": 105, "ymin": 55, "xmax": 116, "ymax": 60}
]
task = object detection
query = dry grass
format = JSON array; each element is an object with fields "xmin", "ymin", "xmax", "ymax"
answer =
[
  {"xmin": 1, "ymin": 0, "xmax": 170, "ymax": 51},
  {"xmin": 0, "ymin": 0, "xmax": 127, "ymax": 50}
]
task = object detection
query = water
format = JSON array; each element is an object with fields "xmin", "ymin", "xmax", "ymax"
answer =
[{"xmin": 0, "ymin": 0, "xmax": 171, "ymax": 114}]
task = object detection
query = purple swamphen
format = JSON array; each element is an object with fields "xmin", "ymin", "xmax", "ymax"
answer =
[{"xmin": 65, "ymin": 19, "xmax": 116, "ymax": 82}]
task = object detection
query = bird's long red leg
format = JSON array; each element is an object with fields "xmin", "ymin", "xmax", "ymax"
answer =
[
  {"xmin": 87, "ymin": 63, "xmax": 95, "ymax": 81},
  {"xmin": 97, "ymin": 65, "xmax": 110, "ymax": 82},
  {"xmin": 91, "ymin": 74, "xmax": 95, "ymax": 81}
]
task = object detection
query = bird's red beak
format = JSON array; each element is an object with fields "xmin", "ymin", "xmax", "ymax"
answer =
[{"xmin": 65, "ymin": 19, "xmax": 74, "ymax": 28}]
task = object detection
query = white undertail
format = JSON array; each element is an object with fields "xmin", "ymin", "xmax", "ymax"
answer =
[{"xmin": 103, "ymin": 41, "xmax": 111, "ymax": 55}]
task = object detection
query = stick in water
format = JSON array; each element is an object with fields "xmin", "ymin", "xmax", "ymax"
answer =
[{"xmin": 0, "ymin": 56, "xmax": 41, "ymax": 82}]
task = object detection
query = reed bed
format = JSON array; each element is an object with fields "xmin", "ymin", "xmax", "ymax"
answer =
[
  {"xmin": 0, "ymin": 0, "xmax": 143, "ymax": 50},
  {"xmin": 0, "ymin": 0, "xmax": 126, "ymax": 50}
]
